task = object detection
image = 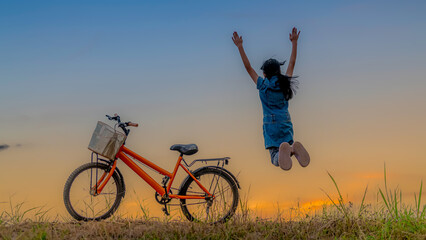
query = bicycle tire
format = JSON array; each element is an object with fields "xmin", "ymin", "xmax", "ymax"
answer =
[
  {"xmin": 179, "ymin": 167, "xmax": 239, "ymax": 223},
  {"xmin": 63, "ymin": 162, "xmax": 125, "ymax": 221}
]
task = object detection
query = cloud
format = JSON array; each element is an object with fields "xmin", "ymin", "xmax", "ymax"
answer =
[{"xmin": 0, "ymin": 144, "xmax": 10, "ymax": 151}]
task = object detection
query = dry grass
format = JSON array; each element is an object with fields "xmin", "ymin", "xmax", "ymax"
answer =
[
  {"xmin": 1, "ymin": 166, "xmax": 425, "ymax": 239},
  {"xmin": 1, "ymin": 212, "xmax": 425, "ymax": 240}
]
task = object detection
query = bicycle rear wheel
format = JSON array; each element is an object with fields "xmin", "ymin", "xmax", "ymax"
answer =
[
  {"xmin": 179, "ymin": 167, "xmax": 239, "ymax": 223},
  {"xmin": 63, "ymin": 162, "xmax": 124, "ymax": 221}
]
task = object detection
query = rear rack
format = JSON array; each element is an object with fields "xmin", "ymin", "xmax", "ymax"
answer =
[{"xmin": 182, "ymin": 157, "xmax": 230, "ymax": 168}]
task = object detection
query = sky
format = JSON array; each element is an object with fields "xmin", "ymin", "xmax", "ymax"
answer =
[{"xmin": 1, "ymin": 0, "xmax": 426, "ymax": 219}]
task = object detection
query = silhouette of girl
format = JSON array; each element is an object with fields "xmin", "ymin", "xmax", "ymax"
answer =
[{"xmin": 232, "ymin": 27, "xmax": 310, "ymax": 170}]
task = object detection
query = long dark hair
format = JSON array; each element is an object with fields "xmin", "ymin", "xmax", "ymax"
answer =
[{"xmin": 261, "ymin": 58, "xmax": 298, "ymax": 101}]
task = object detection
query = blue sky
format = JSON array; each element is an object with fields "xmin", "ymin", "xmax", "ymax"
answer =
[{"xmin": 2, "ymin": 0, "xmax": 426, "ymax": 112}]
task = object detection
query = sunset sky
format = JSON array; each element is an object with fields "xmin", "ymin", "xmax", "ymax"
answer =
[{"xmin": 1, "ymin": 0, "xmax": 426, "ymax": 218}]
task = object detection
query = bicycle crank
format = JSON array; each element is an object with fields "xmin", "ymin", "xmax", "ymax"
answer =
[{"xmin": 155, "ymin": 190, "xmax": 172, "ymax": 204}]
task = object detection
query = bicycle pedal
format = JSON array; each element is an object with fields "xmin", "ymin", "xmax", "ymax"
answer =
[{"xmin": 162, "ymin": 207, "xmax": 170, "ymax": 216}]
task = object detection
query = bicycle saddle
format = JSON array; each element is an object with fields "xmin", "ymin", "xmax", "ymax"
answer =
[{"xmin": 170, "ymin": 144, "xmax": 198, "ymax": 155}]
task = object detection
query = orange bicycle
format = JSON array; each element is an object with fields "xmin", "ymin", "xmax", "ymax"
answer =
[{"xmin": 63, "ymin": 114, "xmax": 240, "ymax": 223}]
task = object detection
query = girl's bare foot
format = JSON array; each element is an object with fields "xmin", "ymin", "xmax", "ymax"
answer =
[
  {"xmin": 279, "ymin": 142, "xmax": 292, "ymax": 170},
  {"xmin": 292, "ymin": 141, "xmax": 310, "ymax": 167}
]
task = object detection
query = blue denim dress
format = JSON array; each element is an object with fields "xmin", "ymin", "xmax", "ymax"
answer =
[{"xmin": 257, "ymin": 76, "xmax": 294, "ymax": 149}]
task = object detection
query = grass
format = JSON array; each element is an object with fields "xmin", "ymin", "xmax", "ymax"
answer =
[{"xmin": 1, "ymin": 165, "xmax": 425, "ymax": 239}]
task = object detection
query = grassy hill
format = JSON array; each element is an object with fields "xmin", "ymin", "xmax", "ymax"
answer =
[{"xmin": 1, "ymin": 170, "xmax": 425, "ymax": 239}]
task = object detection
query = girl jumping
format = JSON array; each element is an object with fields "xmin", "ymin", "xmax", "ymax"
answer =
[{"xmin": 232, "ymin": 27, "xmax": 310, "ymax": 171}]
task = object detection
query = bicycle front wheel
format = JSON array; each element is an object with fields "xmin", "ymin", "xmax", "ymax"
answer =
[
  {"xmin": 63, "ymin": 162, "xmax": 124, "ymax": 221},
  {"xmin": 179, "ymin": 167, "xmax": 239, "ymax": 223}
]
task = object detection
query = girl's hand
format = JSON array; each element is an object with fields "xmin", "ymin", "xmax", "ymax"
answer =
[
  {"xmin": 232, "ymin": 31, "xmax": 243, "ymax": 48},
  {"xmin": 289, "ymin": 27, "xmax": 300, "ymax": 43}
]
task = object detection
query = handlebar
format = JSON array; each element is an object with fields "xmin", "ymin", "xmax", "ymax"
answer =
[
  {"xmin": 106, "ymin": 114, "xmax": 120, "ymax": 122},
  {"xmin": 105, "ymin": 114, "xmax": 139, "ymax": 136},
  {"xmin": 127, "ymin": 122, "xmax": 139, "ymax": 127}
]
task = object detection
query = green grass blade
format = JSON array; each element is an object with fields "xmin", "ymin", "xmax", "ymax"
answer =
[
  {"xmin": 414, "ymin": 193, "xmax": 418, "ymax": 215},
  {"xmin": 321, "ymin": 188, "xmax": 342, "ymax": 214},
  {"xmin": 358, "ymin": 185, "xmax": 368, "ymax": 217},
  {"xmin": 327, "ymin": 172, "xmax": 344, "ymax": 203},
  {"xmin": 418, "ymin": 180, "xmax": 423, "ymax": 218},
  {"xmin": 325, "ymin": 172, "xmax": 352, "ymax": 218},
  {"xmin": 379, "ymin": 188, "xmax": 392, "ymax": 218},
  {"xmin": 383, "ymin": 163, "xmax": 391, "ymax": 208},
  {"xmin": 394, "ymin": 189, "xmax": 398, "ymax": 219},
  {"xmin": 19, "ymin": 207, "xmax": 37, "ymax": 222}
]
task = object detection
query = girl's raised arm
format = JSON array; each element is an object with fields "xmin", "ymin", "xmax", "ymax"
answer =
[
  {"xmin": 232, "ymin": 32, "xmax": 259, "ymax": 84},
  {"xmin": 286, "ymin": 27, "xmax": 300, "ymax": 77}
]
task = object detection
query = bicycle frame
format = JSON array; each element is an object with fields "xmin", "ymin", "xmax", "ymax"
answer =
[{"xmin": 95, "ymin": 145, "xmax": 213, "ymax": 200}]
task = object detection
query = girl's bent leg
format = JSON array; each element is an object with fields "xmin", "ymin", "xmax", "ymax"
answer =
[
  {"xmin": 292, "ymin": 141, "xmax": 310, "ymax": 167},
  {"xmin": 279, "ymin": 142, "xmax": 292, "ymax": 171},
  {"xmin": 268, "ymin": 148, "xmax": 279, "ymax": 167}
]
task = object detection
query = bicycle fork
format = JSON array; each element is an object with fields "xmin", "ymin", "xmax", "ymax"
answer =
[{"xmin": 90, "ymin": 160, "xmax": 117, "ymax": 196}]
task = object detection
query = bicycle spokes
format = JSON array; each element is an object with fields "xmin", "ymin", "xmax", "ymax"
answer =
[
  {"xmin": 64, "ymin": 163, "xmax": 123, "ymax": 220},
  {"xmin": 179, "ymin": 168, "xmax": 239, "ymax": 223}
]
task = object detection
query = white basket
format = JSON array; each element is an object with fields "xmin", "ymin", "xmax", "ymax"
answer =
[{"xmin": 88, "ymin": 121, "xmax": 126, "ymax": 160}]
